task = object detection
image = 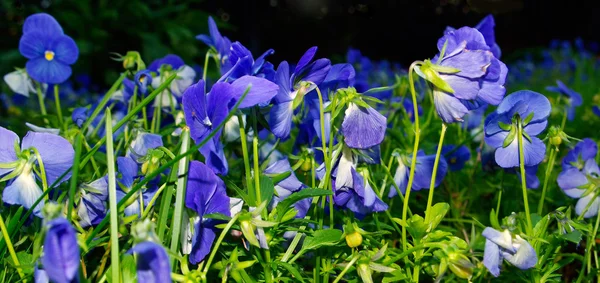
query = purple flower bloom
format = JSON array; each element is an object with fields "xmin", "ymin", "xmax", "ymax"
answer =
[
  {"xmin": 482, "ymin": 227, "xmax": 537, "ymax": 277},
  {"xmin": 77, "ymin": 176, "xmax": 108, "ymax": 228},
  {"xmin": 474, "ymin": 15, "xmax": 501, "ymax": 58},
  {"xmin": 1, "ymin": 126, "xmax": 74, "ymax": 217},
  {"xmin": 546, "ymin": 80, "xmax": 583, "ymax": 121},
  {"xmin": 42, "ymin": 217, "xmax": 80, "ymax": 283},
  {"xmin": 441, "ymin": 145, "xmax": 471, "ymax": 171},
  {"xmin": 558, "ymin": 138, "xmax": 600, "ymax": 218},
  {"xmin": 182, "ymin": 78, "xmax": 278, "ymax": 175},
  {"xmin": 221, "ymin": 41, "xmax": 275, "ymax": 81},
  {"xmin": 341, "ymin": 102, "xmax": 387, "ymax": 149},
  {"xmin": 269, "ymin": 47, "xmax": 331, "ymax": 139},
  {"xmin": 388, "ymin": 150, "xmax": 448, "ymax": 198},
  {"xmin": 71, "ymin": 107, "xmax": 89, "ymax": 128},
  {"xmin": 134, "ymin": 70, "xmax": 153, "ymax": 95},
  {"xmin": 421, "ymin": 27, "xmax": 507, "ymax": 123},
  {"xmin": 131, "ymin": 241, "xmax": 172, "ymax": 283},
  {"xmin": 264, "ymin": 158, "xmax": 311, "ymax": 218},
  {"xmin": 333, "ymin": 168, "xmax": 388, "ymax": 216},
  {"xmin": 185, "ymin": 161, "xmax": 230, "ymax": 264},
  {"xmin": 115, "ymin": 157, "xmax": 158, "ymax": 217},
  {"xmin": 484, "ymin": 90, "xmax": 551, "ymax": 168},
  {"xmin": 196, "ymin": 16, "xmax": 232, "ymax": 70},
  {"xmin": 19, "ymin": 13, "xmax": 79, "ymax": 84},
  {"xmin": 127, "ymin": 132, "xmax": 163, "ymax": 164},
  {"xmin": 149, "ymin": 55, "xmax": 196, "ymax": 108}
]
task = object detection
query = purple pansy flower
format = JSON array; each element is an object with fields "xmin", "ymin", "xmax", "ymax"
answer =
[
  {"xmin": 19, "ymin": 13, "xmax": 79, "ymax": 84},
  {"xmin": 482, "ymin": 227, "xmax": 537, "ymax": 277},
  {"xmin": 115, "ymin": 157, "xmax": 159, "ymax": 217},
  {"xmin": 388, "ymin": 150, "xmax": 448, "ymax": 198},
  {"xmin": 445, "ymin": 14, "xmax": 501, "ymax": 58},
  {"xmin": 182, "ymin": 78, "xmax": 278, "ymax": 175},
  {"xmin": 42, "ymin": 217, "xmax": 81, "ymax": 283},
  {"xmin": 441, "ymin": 145, "xmax": 471, "ymax": 171},
  {"xmin": 77, "ymin": 176, "xmax": 108, "ymax": 228},
  {"xmin": 134, "ymin": 70, "xmax": 153, "ymax": 95},
  {"xmin": 484, "ymin": 90, "xmax": 551, "ymax": 168},
  {"xmin": 131, "ymin": 241, "xmax": 172, "ymax": 283},
  {"xmin": 546, "ymin": 80, "xmax": 583, "ymax": 121},
  {"xmin": 264, "ymin": 158, "xmax": 311, "ymax": 218},
  {"xmin": 557, "ymin": 138, "xmax": 600, "ymax": 218},
  {"xmin": 127, "ymin": 132, "xmax": 163, "ymax": 164},
  {"xmin": 269, "ymin": 47, "xmax": 332, "ymax": 139},
  {"xmin": 196, "ymin": 16, "xmax": 232, "ymax": 71},
  {"xmin": 333, "ymin": 168, "xmax": 388, "ymax": 216},
  {"xmin": 149, "ymin": 54, "xmax": 196, "ymax": 108},
  {"xmin": 0, "ymin": 126, "xmax": 74, "ymax": 217},
  {"xmin": 221, "ymin": 41, "xmax": 275, "ymax": 81},
  {"xmin": 184, "ymin": 161, "xmax": 230, "ymax": 264}
]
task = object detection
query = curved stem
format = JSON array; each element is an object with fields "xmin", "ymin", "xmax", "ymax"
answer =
[
  {"xmin": 538, "ymin": 147, "xmax": 557, "ymax": 215},
  {"xmin": 401, "ymin": 61, "xmax": 423, "ymax": 251},
  {"xmin": 201, "ymin": 214, "xmax": 240, "ymax": 274},
  {"xmin": 517, "ymin": 118, "xmax": 533, "ymax": 235},
  {"xmin": 424, "ymin": 123, "xmax": 447, "ymax": 223},
  {"xmin": 315, "ymin": 86, "xmax": 334, "ymax": 228},
  {"xmin": 36, "ymin": 83, "xmax": 49, "ymax": 125},
  {"xmin": 54, "ymin": 84, "xmax": 65, "ymax": 131},
  {"xmin": 332, "ymin": 255, "xmax": 360, "ymax": 283}
]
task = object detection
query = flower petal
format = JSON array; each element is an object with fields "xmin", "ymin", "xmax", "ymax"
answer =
[
  {"xmin": 23, "ymin": 13, "xmax": 63, "ymax": 36},
  {"xmin": 4, "ymin": 69, "xmax": 35, "ymax": 97},
  {"xmin": 42, "ymin": 218, "xmax": 80, "ymax": 283},
  {"xmin": 230, "ymin": 75, "xmax": 279, "ymax": 109},
  {"xmin": 51, "ymin": 35, "xmax": 78, "ymax": 65},
  {"xmin": 342, "ymin": 103, "xmax": 387, "ymax": 149},
  {"xmin": 189, "ymin": 222, "xmax": 216, "ymax": 264},
  {"xmin": 0, "ymin": 126, "xmax": 19, "ymax": 177},
  {"xmin": 483, "ymin": 239, "xmax": 502, "ymax": 277},
  {"xmin": 3, "ymin": 171, "xmax": 44, "ymax": 217},
  {"xmin": 21, "ymin": 131, "xmax": 74, "ymax": 186},
  {"xmin": 557, "ymin": 168, "xmax": 588, "ymax": 190},
  {"xmin": 495, "ymin": 136, "xmax": 545, "ymax": 168},
  {"xmin": 433, "ymin": 90, "xmax": 469, "ymax": 123},
  {"xmin": 26, "ymin": 57, "xmax": 72, "ymax": 85},
  {"xmin": 269, "ymin": 101, "xmax": 294, "ymax": 139},
  {"xmin": 132, "ymin": 241, "xmax": 171, "ymax": 283},
  {"xmin": 576, "ymin": 194, "xmax": 600, "ymax": 218},
  {"xmin": 503, "ymin": 236, "xmax": 537, "ymax": 271}
]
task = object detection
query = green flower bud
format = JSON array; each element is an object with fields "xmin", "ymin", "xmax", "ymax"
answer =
[
  {"xmin": 447, "ymin": 253, "xmax": 474, "ymax": 279},
  {"xmin": 345, "ymin": 231, "xmax": 363, "ymax": 248}
]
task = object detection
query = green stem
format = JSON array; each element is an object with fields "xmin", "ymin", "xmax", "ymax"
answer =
[
  {"xmin": 253, "ymin": 135, "xmax": 262, "ymax": 205},
  {"xmin": 203, "ymin": 51, "xmax": 211, "ymax": 83},
  {"xmin": 538, "ymin": 147, "xmax": 557, "ymax": 215},
  {"xmin": 0, "ymin": 214, "xmax": 24, "ymax": 279},
  {"xmin": 54, "ymin": 84, "xmax": 65, "ymax": 131},
  {"xmin": 67, "ymin": 133, "xmax": 83, "ymax": 221},
  {"xmin": 201, "ymin": 214, "xmax": 240, "ymax": 275},
  {"xmin": 105, "ymin": 108, "xmax": 121, "ymax": 283},
  {"xmin": 36, "ymin": 84, "xmax": 49, "ymax": 125},
  {"xmin": 82, "ymin": 74, "xmax": 126, "ymax": 133},
  {"xmin": 517, "ymin": 117, "xmax": 533, "ymax": 235},
  {"xmin": 238, "ymin": 115, "xmax": 255, "ymax": 204},
  {"xmin": 314, "ymin": 86, "xmax": 334, "ymax": 228},
  {"xmin": 424, "ymin": 123, "xmax": 447, "ymax": 223},
  {"xmin": 31, "ymin": 148, "xmax": 48, "ymax": 202},
  {"xmin": 332, "ymin": 255, "xmax": 360, "ymax": 283},
  {"xmin": 401, "ymin": 61, "xmax": 423, "ymax": 251},
  {"xmin": 170, "ymin": 128, "xmax": 190, "ymax": 268}
]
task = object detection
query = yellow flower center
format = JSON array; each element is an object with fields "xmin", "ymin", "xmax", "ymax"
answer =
[{"xmin": 44, "ymin": 50, "xmax": 55, "ymax": 61}]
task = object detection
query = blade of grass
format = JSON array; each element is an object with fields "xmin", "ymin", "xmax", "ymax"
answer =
[
  {"xmin": 105, "ymin": 108, "xmax": 121, "ymax": 283},
  {"xmin": 169, "ymin": 128, "xmax": 190, "ymax": 269}
]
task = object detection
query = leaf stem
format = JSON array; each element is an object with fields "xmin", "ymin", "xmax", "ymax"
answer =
[
  {"xmin": 424, "ymin": 123, "xmax": 447, "ymax": 223},
  {"xmin": 517, "ymin": 117, "xmax": 533, "ymax": 235}
]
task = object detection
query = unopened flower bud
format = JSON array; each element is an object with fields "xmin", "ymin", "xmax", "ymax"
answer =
[{"xmin": 345, "ymin": 231, "xmax": 363, "ymax": 248}]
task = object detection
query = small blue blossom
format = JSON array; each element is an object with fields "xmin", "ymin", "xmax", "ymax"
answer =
[
  {"xmin": 546, "ymin": 80, "xmax": 583, "ymax": 121},
  {"xmin": 333, "ymin": 167, "xmax": 388, "ymax": 217},
  {"xmin": 77, "ymin": 176, "xmax": 108, "ymax": 228},
  {"xmin": 114, "ymin": 157, "xmax": 159, "ymax": 217},
  {"xmin": 131, "ymin": 241, "xmax": 172, "ymax": 283},
  {"xmin": 482, "ymin": 227, "xmax": 537, "ymax": 277},
  {"xmin": 441, "ymin": 145, "xmax": 471, "ymax": 171},
  {"xmin": 264, "ymin": 158, "xmax": 311, "ymax": 218},
  {"xmin": 42, "ymin": 217, "xmax": 81, "ymax": 283},
  {"xmin": 388, "ymin": 150, "xmax": 448, "ymax": 198}
]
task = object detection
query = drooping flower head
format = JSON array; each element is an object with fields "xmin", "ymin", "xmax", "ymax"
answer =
[
  {"xmin": 77, "ymin": 176, "xmax": 108, "ymax": 228},
  {"xmin": 340, "ymin": 90, "xmax": 387, "ymax": 149},
  {"xmin": 221, "ymin": 41, "xmax": 275, "ymax": 81},
  {"xmin": 269, "ymin": 47, "xmax": 331, "ymax": 139},
  {"xmin": 418, "ymin": 26, "xmax": 507, "ymax": 123},
  {"xmin": 42, "ymin": 217, "xmax": 81, "ymax": 283},
  {"xmin": 184, "ymin": 161, "xmax": 230, "ymax": 264},
  {"xmin": 134, "ymin": 69, "xmax": 153, "ymax": 95},
  {"xmin": 388, "ymin": 150, "xmax": 448, "ymax": 198},
  {"xmin": 196, "ymin": 16, "xmax": 232, "ymax": 71},
  {"xmin": 482, "ymin": 227, "xmax": 537, "ymax": 277},
  {"xmin": 126, "ymin": 131, "xmax": 164, "ymax": 172},
  {"xmin": 546, "ymin": 80, "xmax": 583, "ymax": 121},
  {"xmin": 333, "ymin": 167, "xmax": 388, "ymax": 217},
  {"xmin": 19, "ymin": 13, "xmax": 79, "ymax": 84},
  {"xmin": 3, "ymin": 68, "xmax": 38, "ymax": 97},
  {"xmin": 0, "ymin": 126, "xmax": 74, "ymax": 217},
  {"xmin": 131, "ymin": 241, "xmax": 172, "ymax": 283},
  {"xmin": 484, "ymin": 90, "xmax": 551, "ymax": 168},
  {"xmin": 557, "ymin": 138, "xmax": 600, "ymax": 218}
]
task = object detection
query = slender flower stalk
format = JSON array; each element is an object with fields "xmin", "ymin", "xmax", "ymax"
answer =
[
  {"xmin": 424, "ymin": 123, "xmax": 448, "ymax": 223},
  {"xmin": 54, "ymin": 84, "xmax": 65, "ymax": 131},
  {"xmin": 401, "ymin": 61, "xmax": 423, "ymax": 251},
  {"xmin": 67, "ymin": 133, "xmax": 83, "ymax": 221},
  {"xmin": 170, "ymin": 127, "xmax": 190, "ymax": 268},
  {"xmin": 517, "ymin": 117, "xmax": 533, "ymax": 235},
  {"xmin": 105, "ymin": 108, "xmax": 121, "ymax": 283},
  {"xmin": 36, "ymin": 84, "xmax": 49, "ymax": 125},
  {"xmin": 538, "ymin": 147, "xmax": 557, "ymax": 215}
]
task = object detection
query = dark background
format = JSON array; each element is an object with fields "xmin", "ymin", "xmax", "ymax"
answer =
[{"xmin": 1, "ymin": 0, "xmax": 599, "ymax": 86}]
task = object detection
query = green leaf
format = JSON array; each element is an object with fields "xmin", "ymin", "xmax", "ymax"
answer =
[
  {"xmin": 260, "ymin": 176, "xmax": 275, "ymax": 204},
  {"xmin": 276, "ymin": 189, "xmax": 332, "ymax": 221},
  {"xmin": 273, "ymin": 261, "xmax": 306, "ymax": 283},
  {"xmin": 267, "ymin": 171, "xmax": 291, "ymax": 185},
  {"xmin": 4, "ymin": 251, "xmax": 34, "ymax": 275},
  {"xmin": 429, "ymin": 64, "xmax": 461, "ymax": 74},
  {"xmin": 490, "ymin": 209, "xmax": 501, "ymax": 230},
  {"xmin": 503, "ymin": 127, "xmax": 517, "ymax": 148},
  {"xmin": 121, "ymin": 254, "xmax": 137, "ymax": 283},
  {"xmin": 204, "ymin": 213, "xmax": 232, "ymax": 221},
  {"xmin": 426, "ymin": 202, "xmax": 450, "ymax": 232},
  {"xmin": 560, "ymin": 230, "xmax": 583, "ymax": 244},
  {"xmin": 498, "ymin": 121, "xmax": 512, "ymax": 131},
  {"xmin": 403, "ymin": 214, "xmax": 427, "ymax": 240},
  {"xmin": 415, "ymin": 64, "xmax": 454, "ymax": 93},
  {"xmin": 301, "ymin": 229, "xmax": 343, "ymax": 251}
]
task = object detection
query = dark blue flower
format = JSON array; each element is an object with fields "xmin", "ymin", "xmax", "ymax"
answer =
[
  {"xmin": 557, "ymin": 138, "xmax": 600, "ymax": 218},
  {"xmin": 77, "ymin": 176, "xmax": 108, "ymax": 228},
  {"xmin": 221, "ymin": 41, "xmax": 275, "ymax": 81},
  {"xmin": 388, "ymin": 150, "xmax": 448, "ymax": 198},
  {"xmin": 546, "ymin": 80, "xmax": 583, "ymax": 121},
  {"xmin": 482, "ymin": 227, "xmax": 537, "ymax": 277},
  {"xmin": 333, "ymin": 168, "xmax": 388, "ymax": 216},
  {"xmin": 19, "ymin": 13, "xmax": 78, "ymax": 84},
  {"xmin": 484, "ymin": 90, "xmax": 551, "ymax": 168},
  {"xmin": 42, "ymin": 217, "xmax": 80, "ymax": 283},
  {"xmin": 131, "ymin": 241, "xmax": 172, "ymax": 283},
  {"xmin": 264, "ymin": 158, "xmax": 311, "ymax": 218},
  {"xmin": 0, "ymin": 127, "xmax": 74, "ymax": 217},
  {"xmin": 473, "ymin": 15, "xmax": 501, "ymax": 58},
  {"xmin": 127, "ymin": 132, "xmax": 163, "ymax": 164},
  {"xmin": 115, "ymin": 157, "xmax": 159, "ymax": 217},
  {"xmin": 421, "ymin": 27, "xmax": 507, "ymax": 123},
  {"xmin": 269, "ymin": 47, "xmax": 331, "ymax": 139},
  {"xmin": 134, "ymin": 70, "xmax": 153, "ymax": 95},
  {"xmin": 71, "ymin": 107, "xmax": 89, "ymax": 128},
  {"xmin": 184, "ymin": 161, "xmax": 230, "ymax": 264},
  {"xmin": 196, "ymin": 16, "xmax": 232, "ymax": 70},
  {"xmin": 441, "ymin": 145, "xmax": 471, "ymax": 171}
]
